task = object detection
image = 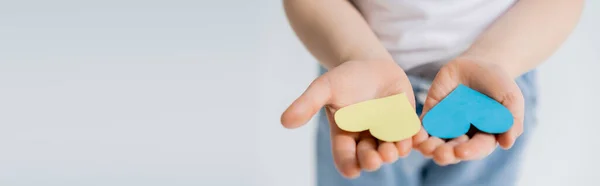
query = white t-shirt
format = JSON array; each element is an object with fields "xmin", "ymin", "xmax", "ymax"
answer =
[{"xmin": 352, "ymin": 0, "xmax": 516, "ymax": 74}]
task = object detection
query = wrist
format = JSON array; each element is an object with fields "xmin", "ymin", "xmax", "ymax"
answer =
[
  {"xmin": 453, "ymin": 55, "xmax": 521, "ymax": 79},
  {"xmin": 325, "ymin": 48, "xmax": 396, "ymax": 70}
]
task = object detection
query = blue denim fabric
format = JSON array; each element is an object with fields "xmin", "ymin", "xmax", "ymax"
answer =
[{"xmin": 315, "ymin": 67, "xmax": 538, "ymax": 186}]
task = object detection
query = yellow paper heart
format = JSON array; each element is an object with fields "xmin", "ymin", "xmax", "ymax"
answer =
[{"xmin": 333, "ymin": 93, "xmax": 421, "ymax": 142}]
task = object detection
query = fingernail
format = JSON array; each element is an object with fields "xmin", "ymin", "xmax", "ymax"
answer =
[
  {"xmin": 501, "ymin": 143, "xmax": 512, "ymax": 150},
  {"xmin": 399, "ymin": 149, "xmax": 411, "ymax": 158},
  {"xmin": 341, "ymin": 165, "xmax": 360, "ymax": 179},
  {"xmin": 457, "ymin": 148, "xmax": 472, "ymax": 159}
]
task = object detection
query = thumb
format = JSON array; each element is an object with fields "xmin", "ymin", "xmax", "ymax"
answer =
[
  {"xmin": 420, "ymin": 74, "xmax": 459, "ymax": 119},
  {"xmin": 281, "ymin": 75, "xmax": 332, "ymax": 129}
]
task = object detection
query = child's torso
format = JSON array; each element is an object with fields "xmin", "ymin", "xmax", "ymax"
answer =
[{"xmin": 352, "ymin": 0, "xmax": 516, "ymax": 71}]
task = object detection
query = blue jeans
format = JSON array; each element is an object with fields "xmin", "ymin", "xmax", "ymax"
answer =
[{"xmin": 316, "ymin": 69, "xmax": 538, "ymax": 186}]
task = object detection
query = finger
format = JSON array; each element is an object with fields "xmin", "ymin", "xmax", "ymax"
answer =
[
  {"xmin": 325, "ymin": 110, "xmax": 361, "ymax": 178},
  {"xmin": 331, "ymin": 133, "xmax": 361, "ymax": 178},
  {"xmin": 497, "ymin": 118, "xmax": 523, "ymax": 149},
  {"xmin": 412, "ymin": 127, "xmax": 429, "ymax": 148},
  {"xmin": 419, "ymin": 68, "xmax": 460, "ymax": 118},
  {"xmin": 394, "ymin": 138, "xmax": 412, "ymax": 158},
  {"xmin": 357, "ymin": 137, "xmax": 382, "ymax": 172},
  {"xmin": 433, "ymin": 135, "xmax": 469, "ymax": 166},
  {"xmin": 378, "ymin": 140, "xmax": 398, "ymax": 163},
  {"xmin": 465, "ymin": 73, "xmax": 525, "ymax": 150},
  {"xmin": 497, "ymin": 94, "xmax": 525, "ymax": 149},
  {"xmin": 498, "ymin": 87, "xmax": 525, "ymax": 149},
  {"xmin": 281, "ymin": 75, "xmax": 332, "ymax": 129},
  {"xmin": 455, "ymin": 133, "xmax": 497, "ymax": 160},
  {"xmin": 416, "ymin": 137, "xmax": 445, "ymax": 158},
  {"xmin": 326, "ymin": 110, "xmax": 361, "ymax": 140}
]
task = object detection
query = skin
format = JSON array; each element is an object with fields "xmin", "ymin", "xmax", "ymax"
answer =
[
  {"xmin": 415, "ymin": 0, "xmax": 585, "ymax": 166},
  {"xmin": 281, "ymin": 0, "xmax": 584, "ymax": 179}
]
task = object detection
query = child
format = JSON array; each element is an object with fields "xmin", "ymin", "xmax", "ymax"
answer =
[{"xmin": 280, "ymin": 0, "xmax": 583, "ymax": 185}]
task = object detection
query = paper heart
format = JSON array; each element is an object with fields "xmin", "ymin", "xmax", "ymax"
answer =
[
  {"xmin": 422, "ymin": 84, "xmax": 513, "ymax": 139},
  {"xmin": 333, "ymin": 93, "xmax": 421, "ymax": 142}
]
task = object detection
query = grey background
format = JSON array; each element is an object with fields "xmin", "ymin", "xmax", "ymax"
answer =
[{"xmin": 1, "ymin": 0, "xmax": 599, "ymax": 186}]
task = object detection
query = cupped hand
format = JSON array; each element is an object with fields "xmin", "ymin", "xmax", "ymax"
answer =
[
  {"xmin": 413, "ymin": 59, "xmax": 525, "ymax": 166},
  {"xmin": 281, "ymin": 60, "xmax": 417, "ymax": 178}
]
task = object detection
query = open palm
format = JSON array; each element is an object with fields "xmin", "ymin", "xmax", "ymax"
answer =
[
  {"xmin": 281, "ymin": 60, "xmax": 416, "ymax": 178},
  {"xmin": 414, "ymin": 60, "xmax": 525, "ymax": 166}
]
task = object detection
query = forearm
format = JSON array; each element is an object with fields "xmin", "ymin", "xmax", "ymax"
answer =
[
  {"xmin": 458, "ymin": 0, "xmax": 584, "ymax": 78},
  {"xmin": 283, "ymin": 0, "xmax": 392, "ymax": 69}
]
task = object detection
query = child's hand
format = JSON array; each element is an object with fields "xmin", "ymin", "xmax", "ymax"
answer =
[
  {"xmin": 413, "ymin": 59, "xmax": 525, "ymax": 166},
  {"xmin": 281, "ymin": 60, "xmax": 416, "ymax": 178}
]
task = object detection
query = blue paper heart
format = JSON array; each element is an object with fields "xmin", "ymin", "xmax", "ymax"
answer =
[{"xmin": 422, "ymin": 84, "xmax": 513, "ymax": 139}]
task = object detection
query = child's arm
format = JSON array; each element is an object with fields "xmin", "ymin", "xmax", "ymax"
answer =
[
  {"xmin": 415, "ymin": 0, "xmax": 584, "ymax": 166},
  {"xmin": 459, "ymin": 0, "xmax": 585, "ymax": 78},
  {"xmin": 282, "ymin": 0, "xmax": 418, "ymax": 178},
  {"xmin": 283, "ymin": 0, "xmax": 392, "ymax": 69}
]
